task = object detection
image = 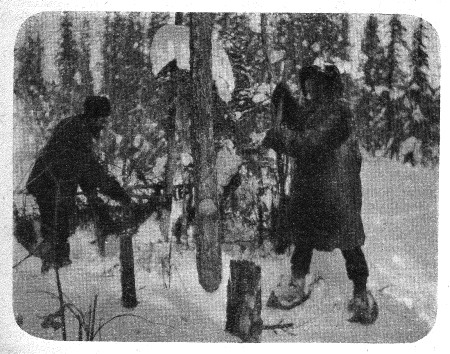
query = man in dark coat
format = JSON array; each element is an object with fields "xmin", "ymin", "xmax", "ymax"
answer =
[
  {"xmin": 26, "ymin": 96, "xmax": 132, "ymax": 273},
  {"xmin": 263, "ymin": 65, "xmax": 378, "ymax": 324}
]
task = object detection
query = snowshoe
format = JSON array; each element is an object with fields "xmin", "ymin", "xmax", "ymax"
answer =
[
  {"xmin": 347, "ymin": 290, "xmax": 379, "ymax": 325},
  {"xmin": 267, "ymin": 283, "xmax": 311, "ymax": 310}
]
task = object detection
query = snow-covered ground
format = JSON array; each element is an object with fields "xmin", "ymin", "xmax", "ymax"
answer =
[{"xmin": 12, "ymin": 155, "xmax": 438, "ymax": 343}]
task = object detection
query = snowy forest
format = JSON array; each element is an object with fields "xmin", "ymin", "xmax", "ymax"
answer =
[{"xmin": 12, "ymin": 12, "xmax": 439, "ymax": 343}]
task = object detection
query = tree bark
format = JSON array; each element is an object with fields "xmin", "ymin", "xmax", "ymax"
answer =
[
  {"xmin": 161, "ymin": 102, "xmax": 176, "ymax": 242},
  {"xmin": 260, "ymin": 13, "xmax": 272, "ymax": 84},
  {"xmin": 189, "ymin": 13, "xmax": 222, "ymax": 292},
  {"xmin": 225, "ymin": 260, "xmax": 263, "ymax": 343},
  {"xmin": 160, "ymin": 12, "xmax": 185, "ymax": 242},
  {"xmin": 271, "ymin": 19, "xmax": 295, "ymax": 250}
]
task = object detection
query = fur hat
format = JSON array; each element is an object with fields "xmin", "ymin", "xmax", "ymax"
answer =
[
  {"xmin": 83, "ymin": 96, "xmax": 111, "ymax": 118},
  {"xmin": 298, "ymin": 64, "xmax": 344, "ymax": 99}
]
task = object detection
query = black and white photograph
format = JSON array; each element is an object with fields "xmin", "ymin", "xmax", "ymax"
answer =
[{"xmin": 1, "ymin": 1, "xmax": 446, "ymax": 349}]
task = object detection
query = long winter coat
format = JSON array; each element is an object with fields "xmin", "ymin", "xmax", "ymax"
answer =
[
  {"xmin": 264, "ymin": 98, "xmax": 365, "ymax": 252},
  {"xmin": 26, "ymin": 115, "xmax": 130, "ymax": 206}
]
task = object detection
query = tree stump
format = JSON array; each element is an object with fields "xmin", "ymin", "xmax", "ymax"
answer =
[
  {"xmin": 120, "ymin": 234, "xmax": 138, "ymax": 308},
  {"xmin": 225, "ymin": 260, "xmax": 263, "ymax": 342}
]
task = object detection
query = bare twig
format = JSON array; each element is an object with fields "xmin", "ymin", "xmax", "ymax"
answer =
[
  {"xmin": 29, "ymin": 288, "xmax": 77, "ymax": 307},
  {"xmin": 12, "ymin": 253, "xmax": 33, "ymax": 269}
]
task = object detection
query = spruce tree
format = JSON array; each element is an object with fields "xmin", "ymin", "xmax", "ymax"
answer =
[
  {"xmin": 123, "ymin": 12, "xmax": 145, "ymax": 111},
  {"xmin": 361, "ymin": 15, "xmax": 386, "ymax": 91},
  {"xmin": 78, "ymin": 17, "xmax": 94, "ymax": 98},
  {"xmin": 408, "ymin": 18, "xmax": 439, "ymax": 165},
  {"xmin": 335, "ymin": 14, "xmax": 355, "ymax": 104},
  {"xmin": 14, "ymin": 30, "xmax": 49, "ymax": 139},
  {"xmin": 338, "ymin": 14, "xmax": 351, "ymax": 62},
  {"xmin": 356, "ymin": 14, "xmax": 388, "ymax": 153},
  {"xmin": 385, "ymin": 14, "xmax": 409, "ymax": 158},
  {"xmin": 14, "ymin": 32, "xmax": 46, "ymax": 101},
  {"xmin": 102, "ymin": 14, "xmax": 113, "ymax": 98},
  {"xmin": 57, "ymin": 12, "xmax": 79, "ymax": 107}
]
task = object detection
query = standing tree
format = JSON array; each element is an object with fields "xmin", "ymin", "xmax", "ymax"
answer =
[
  {"xmin": 408, "ymin": 18, "xmax": 439, "ymax": 165},
  {"xmin": 338, "ymin": 14, "xmax": 351, "ymax": 61},
  {"xmin": 268, "ymin": 13, "xmax": 294, "ymax": 252},
  {"xmin": 14, "ymin": 32, "xmax": 46, "ymax": 110},
  {"xmin": 78, "ymin": 17, "xmax": 94, "ymax": 98},
  {"xmin": 361, "ymin": 15, "xmax": 386, "ymax": 91},
  {"xmin": 159, "ymin": 12, "xmax": 184, "ymax": 243},
  {"xmin": 14, "ymin": 30, "xmax": 48, "ymax": 141},
  {"xmin": 356, "ymin": 14, "xmax": 388, "ymax": 154},
  {"xmin": 190, "ymin": 13, "xmax": 222, "ymax": 292},
  {"xmin": 385, "ymin": 14, "xmax": 409, "ymax": 158},
  {"xmin": 57, "ymin": 12, "xmax": 80, "ymax": 115},
  {"xmin": 101, "ymin": 12, "xmax": 150, "ymax": 308},
  {"xmin": 336, "ymin": 14, "xmax": 356, "ymax": 104},
  {"xmin": 14, "ymin": 27, "xmax": 49, "ymax": 185}
]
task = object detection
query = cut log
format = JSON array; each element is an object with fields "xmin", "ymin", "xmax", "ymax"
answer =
[{"xmin": 225, "ymin": 260, "xmax": 263, "ymax": 342}]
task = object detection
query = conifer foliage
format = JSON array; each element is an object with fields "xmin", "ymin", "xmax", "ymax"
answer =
[
  {"xmin": 384, "ymin": 15, "xmax": 410, "ymax": 158},
  {"xmin": 407, "ymin": 18, "xmax": 439, "ymax": 165},
  {"xmin": 13, "ymin": 12, "xmax": 440, "ymax": 271},
  {"xmin": 56, "ymin": 12, "xmax": 81, "ymax": 115},
  {"xmin": 14, "ymin": 29, "xmax": 48, "ymax": 138},
  {"xmin": 354, "ymin": 15, "xmax": 439, "ymax": 165},
  {"xmin": 78, "ymin": 18, "xmax": 94, "ymax": 98},
  {"xmin": 355, "ymin": 15, "xmax": 388, "ymax": 153}
]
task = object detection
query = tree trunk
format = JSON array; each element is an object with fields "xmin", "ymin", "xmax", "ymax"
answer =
[
  {"xmin": 120, "ymin": 234, "xmax": 138, "ymax": 308},
  {"xmin": 225, "ymin": 260, "xmax": 263, "ymax": 343},
  {"xmin": 160, "ymin": 12, "xmax": 184, "ymax": 242},
  {"xmin": 189, "ymin": 13, "xmax": 222, "ymax": 292},
  {"xmin": 161, "ymin": 104, "xmax": 176, "ymax": 242},
  {"xmin": 271, "ymin": 22, "xmax": 294, "ymax": 250},
  {"xmin": 260, "ymin": 13, "xmax": 273, "ymax": 84}
]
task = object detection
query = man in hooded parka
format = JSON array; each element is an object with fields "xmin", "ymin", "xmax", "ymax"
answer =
[
  {"xmin": 26, "ymin": 96, "xmax": 131, "ymax": 272},
  {"xmin": 263, "ymin": 65, "xmax": 378, "ymax": 324}
]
